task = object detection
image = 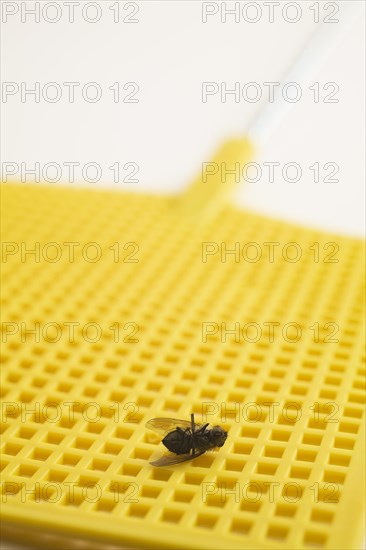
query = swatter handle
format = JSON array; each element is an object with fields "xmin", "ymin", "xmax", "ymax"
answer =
[{"xmin": 178, "ymin": 138, "xmax": 254, "ymax": 221}]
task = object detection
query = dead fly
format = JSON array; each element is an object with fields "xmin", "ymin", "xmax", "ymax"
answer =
[{"xmin": 145, "ymin": 413, "xmax": 228, "ymax": 466}]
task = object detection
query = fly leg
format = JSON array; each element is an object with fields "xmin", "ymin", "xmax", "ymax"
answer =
[
  {"xmin": 195, "ymin": 423, "xmax": 209, "ymax": 434},
  {"xmin": 191, "ymin": 413, "xmax": 196, "ymax": 457}
]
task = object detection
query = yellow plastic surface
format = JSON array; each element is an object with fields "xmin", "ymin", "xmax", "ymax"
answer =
[{"xmin": 1, "ymin": 140, "xmax": 365, "ymax": 550}]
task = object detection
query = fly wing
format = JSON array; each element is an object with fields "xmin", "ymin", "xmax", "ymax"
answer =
[
  {"xmin": 150, "ymin": 450, "xmax": 206, "ymax": 467},
  {"xmin": 145, "ymin": 417, "xmax": 202, "ymax": 436}
]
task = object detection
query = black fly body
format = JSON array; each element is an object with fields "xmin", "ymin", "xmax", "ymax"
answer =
[{"xmin": 145, "ymin": 413, "xmax": 228, "ymax": 466}]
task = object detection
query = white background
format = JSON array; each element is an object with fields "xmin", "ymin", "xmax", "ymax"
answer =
[{"xmin": 1, "ymin": 0, "xmax": 365, "ymax": 237}]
